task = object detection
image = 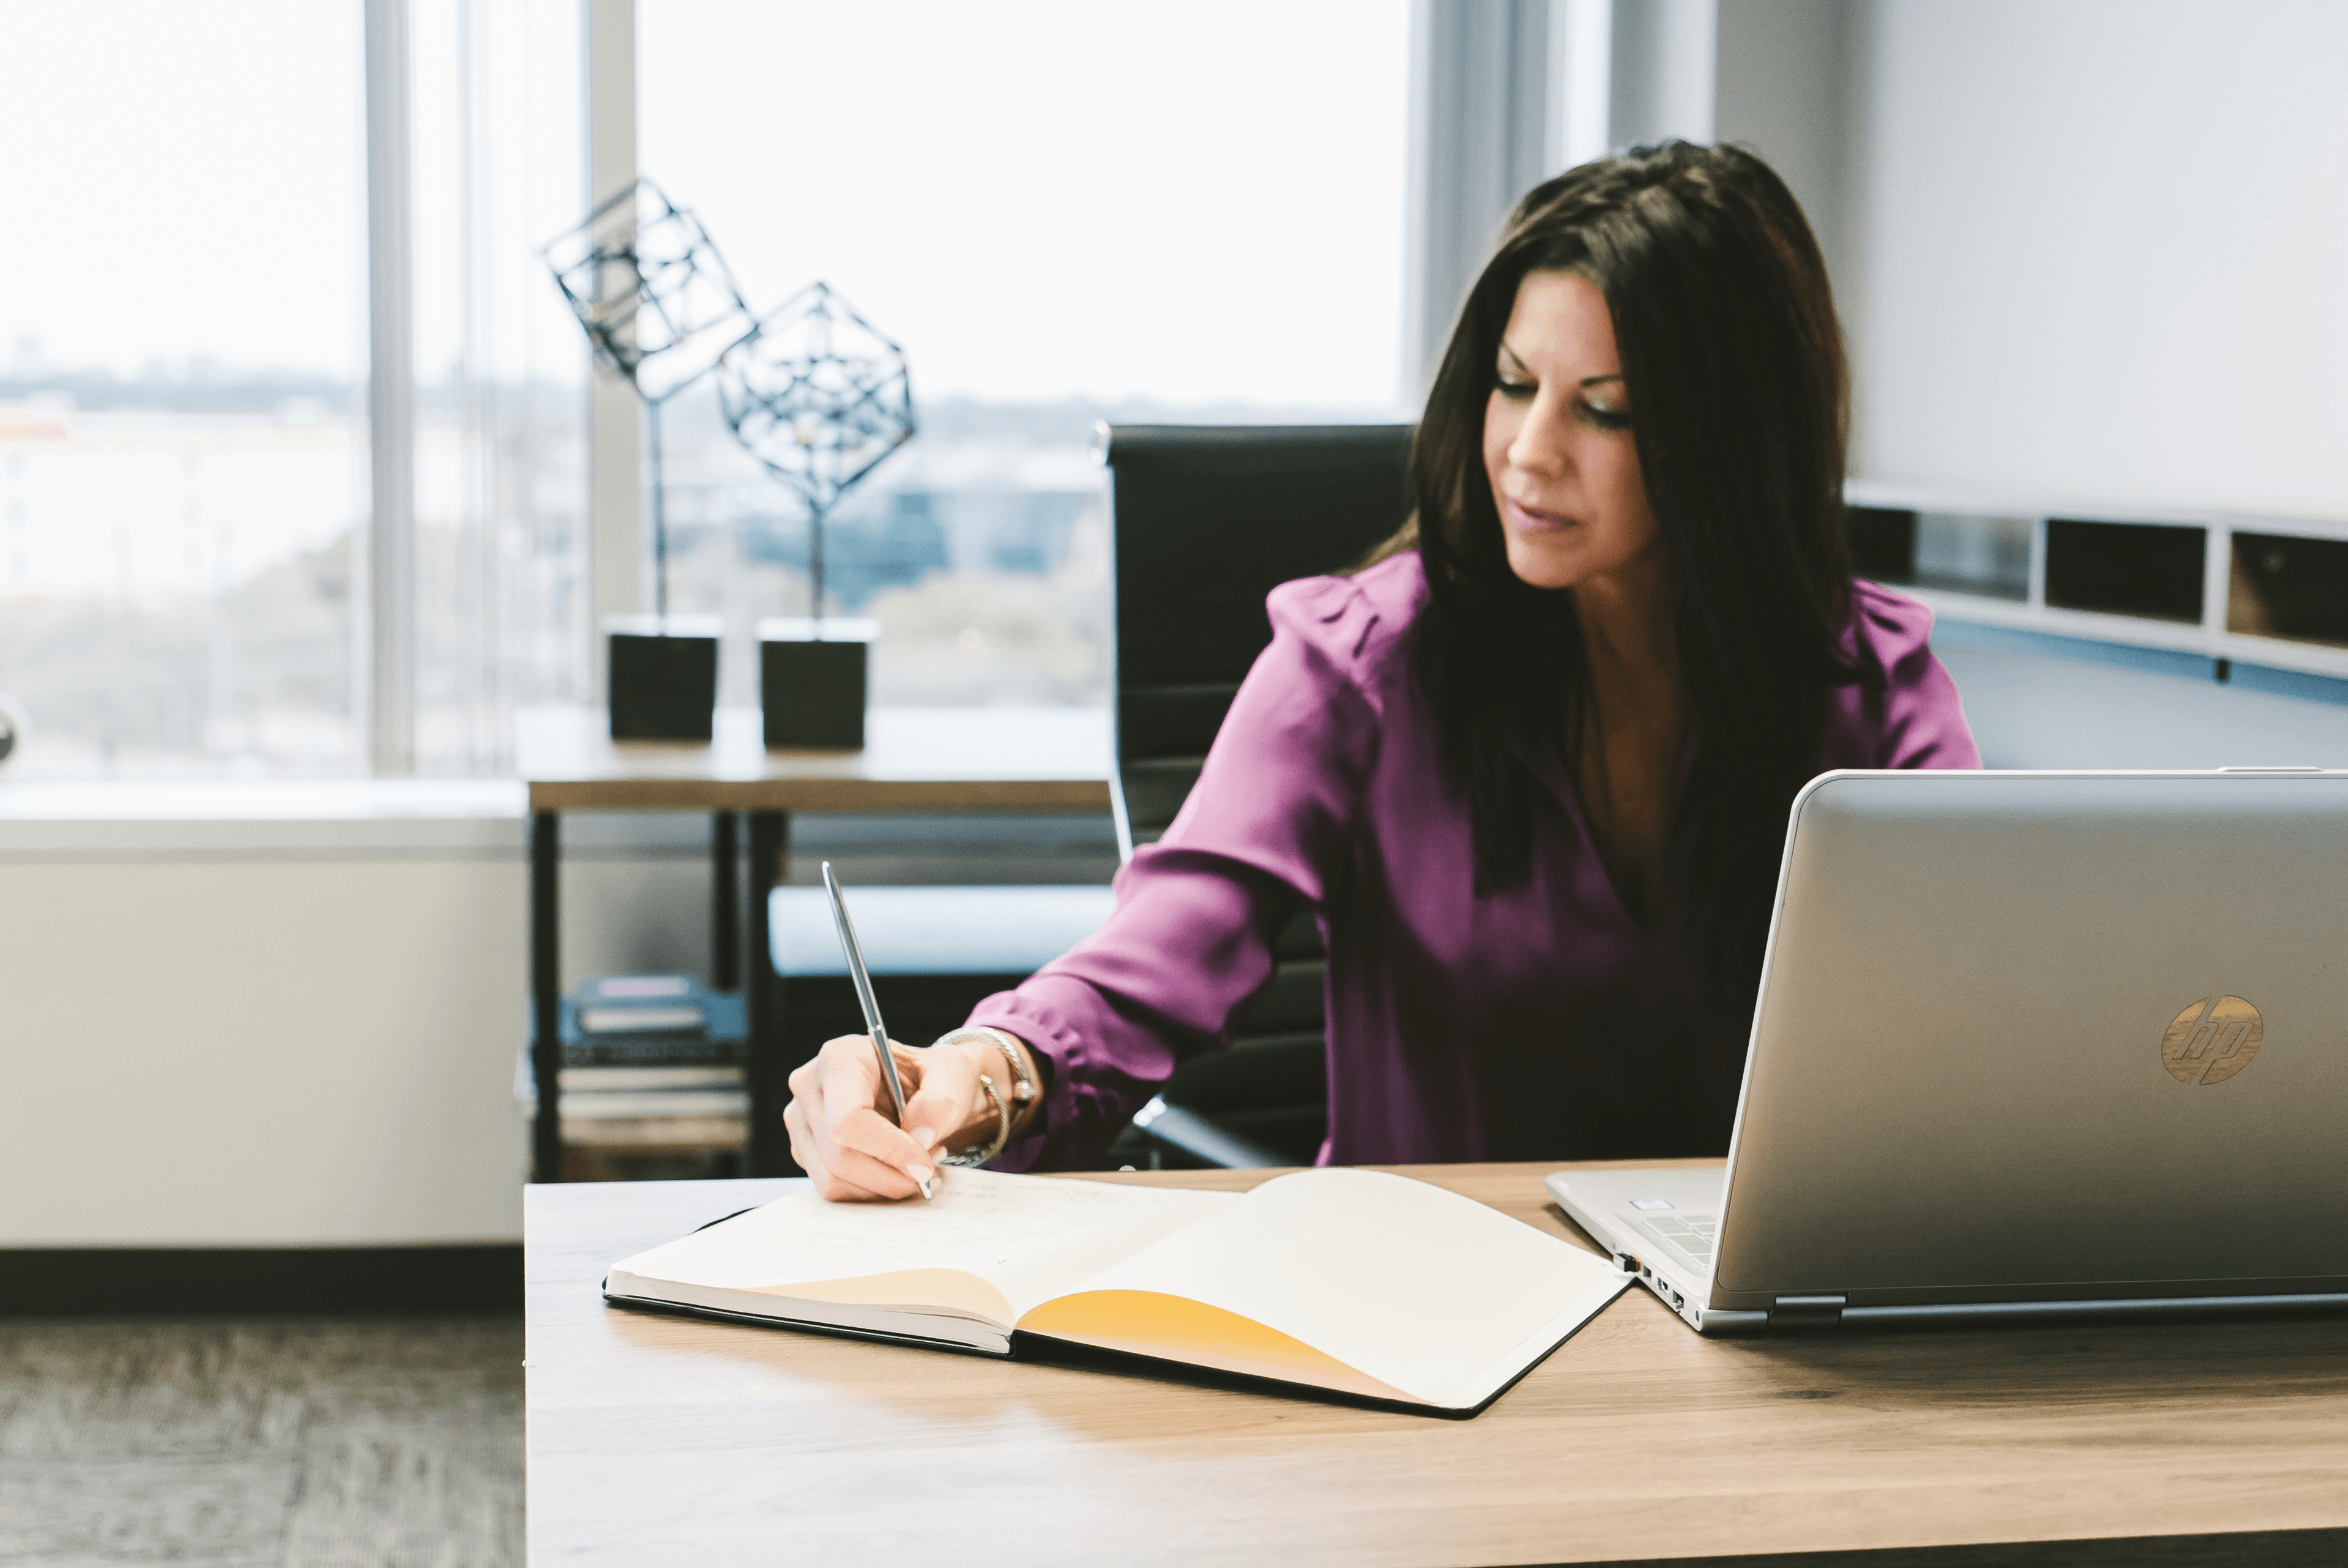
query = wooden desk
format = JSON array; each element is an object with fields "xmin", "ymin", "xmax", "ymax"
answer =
[
  {"xmin": 526, "ymin": 1161, "xmax": 2348, "ymax": 1567},
  {"xmin": 519, "ymin": 705, "xmax": 1111, "ymax": 1182}
]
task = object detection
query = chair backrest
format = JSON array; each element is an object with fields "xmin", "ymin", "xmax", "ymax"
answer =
[
  {"xmin": 1100, "ymin": 424, "xmax": 1413, "ymax": 1165},
  {"xmin": 1102, "ymin": 423, "xmax": 1414, "ymax": 856}
]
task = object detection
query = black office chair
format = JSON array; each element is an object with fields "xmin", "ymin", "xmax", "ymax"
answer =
[{"xmin": 1098, "ymin": 424, "xmax": 1414, "ymax": 1169}]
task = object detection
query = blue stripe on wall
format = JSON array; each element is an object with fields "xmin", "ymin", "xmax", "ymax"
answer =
[
  {"xmin": 1930, "ymin": 615, "xmax": 2348, "ymax": 708},
  {"xmin": 2226, "ymin": 660, "xmax": 2348, "ymax": 708},
  {"xmin": 1927, "ymin": 619, "xmax": 2217, "ymax": 681}
]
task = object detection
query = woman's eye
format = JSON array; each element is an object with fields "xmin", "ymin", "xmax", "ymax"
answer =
[
  {"xmin": 1577, "ymin": 398, "xmax": 1632, "ymax": 432},
  {"xmin": 1494, "ymin": 374, "xmax": 1537, "ymax": 400}
]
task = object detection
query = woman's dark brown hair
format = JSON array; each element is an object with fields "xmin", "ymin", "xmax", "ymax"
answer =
[{"xmin": 1380, "ymin": 140, "xmax": 1857, "ymax": 998}]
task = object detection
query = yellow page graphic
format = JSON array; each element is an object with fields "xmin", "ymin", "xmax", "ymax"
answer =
[
  {"xmin": 1058, "ymin": 1168, "xmax": 1623, "ymax": 1407},
  {"xmin": 1019, "ymin": 1289, "xmax": 1419, "ymax": 1404}
]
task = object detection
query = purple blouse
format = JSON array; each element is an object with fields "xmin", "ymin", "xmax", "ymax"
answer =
[{"xmin": 971, "ymin": 551, "xmax": 1981, "ymax": 1172}]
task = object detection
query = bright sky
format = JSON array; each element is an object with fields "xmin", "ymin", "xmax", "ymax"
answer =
[
  {"xmin": 0, "ymin": 1, "xmax": 370, "ymax": 381},
  {"xmin": 638, "ymin": 0, "xmax": 1411, "ymax": 411},
  {"xmin": 1, "ymin": 0, "xmax": 1407, "ymax": 413}
]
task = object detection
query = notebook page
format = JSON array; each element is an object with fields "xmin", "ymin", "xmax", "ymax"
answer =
[
  {"xmin": 1038, "ymin": 1168, "xmax": 1627, "ymax": 1407},
  {"xmin": 607, "ymin": 1169, "xmax": 1236, "ymax": 1326}
]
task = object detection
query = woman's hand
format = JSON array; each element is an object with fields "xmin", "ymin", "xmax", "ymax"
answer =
[{"xmin": 782, "ymin": 1033, "xmax": 1035, "ymax": 1202}]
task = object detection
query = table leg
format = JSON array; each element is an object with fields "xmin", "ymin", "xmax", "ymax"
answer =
[
  {"xmin": 745, "ymin": 809, "xmax": 789, "ymax": 1176},
  {"xmin": 530, "ymin": 811, "xmax": 563, "ymax": 1184},
  {"xmin": 711, "ymin": 811, "xmax": 739, "ymax": 993}
]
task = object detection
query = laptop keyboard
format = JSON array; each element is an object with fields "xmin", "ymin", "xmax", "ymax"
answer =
[{"xmin": 1634, "ymin": 1212, "xmax": 1718, "ymax": 1270}]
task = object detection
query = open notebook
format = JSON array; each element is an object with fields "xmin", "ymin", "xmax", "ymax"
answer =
[{"xmin": 604, "ymin": 1167, "xmax": 1630, "ymax": 1415}]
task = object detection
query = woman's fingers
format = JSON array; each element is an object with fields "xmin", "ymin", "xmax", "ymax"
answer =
[
  {"xmin": 902, "ymin": 1041, "xmax": 984, "ymax": 1154},
  {"xmin": 785, "ymin": 1097, "xmax": 854, "ymax": 1198},
  {"xmin": 789, "ymin": 1042, "xmax": 906, "ymax": 1201},
  {"xmin": 815, "ymin": 1035, "xmax": 934, "ymax": 1195},
  {"xmin": 785, "ymin": 1080, "xmax": 901, "ymax": 1202},
  {"xmin": 829, "ymin": 1144, "xmax": 928, "ymax": 1201}
]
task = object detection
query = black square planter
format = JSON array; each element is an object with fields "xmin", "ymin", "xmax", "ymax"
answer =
[
  {"xmin": 607, "ymin": 631, "xmax": 718, "ymax": 742},
  {"xmin": 761, "ymin": 638, "xmax": 867, "ymax": 749}
]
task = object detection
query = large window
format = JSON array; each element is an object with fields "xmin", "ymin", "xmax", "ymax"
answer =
[
  {"xmin": 0, "ymin": 1, "xmax": 588, "ymax": 780},
  {"xmin": 0, "ymin": 2, "xmax": 1409, "ymax": 778},
  {"xmin": 0, "ymin": 2, "xmax": 369, "ymax": 778},
  {"xmin": 638, "ymin": 0, "xmax": 1410, "ymax": 709},
  {"xmin": 408, "ymin": 0, "xmax": 590, "ymax": 772}
]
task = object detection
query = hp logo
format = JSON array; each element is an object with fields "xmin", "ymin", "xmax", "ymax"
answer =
[{"xmin": 2160, "ymin": 995, "xmax": 2264, "ymax": 1086}]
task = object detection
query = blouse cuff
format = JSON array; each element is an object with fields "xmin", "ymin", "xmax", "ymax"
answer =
[{"xmin": 961, "ymin": 992, "xmax": 1085, "ymax": 1173}]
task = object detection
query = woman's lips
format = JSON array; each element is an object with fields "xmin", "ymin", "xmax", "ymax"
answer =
[{"xmin": 1502, "ymin": 495, "xmax": 1575, "ymax": 533}]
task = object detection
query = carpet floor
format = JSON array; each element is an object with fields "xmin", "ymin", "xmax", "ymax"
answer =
[{"xmin": 0, "ymin": 1314, "xmax": 522, "ymax": 1567}]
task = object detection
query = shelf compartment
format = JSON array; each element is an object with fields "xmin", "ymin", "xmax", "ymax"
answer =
[
  {"xmin": 2228, "ymin": 530, "xmax": 2348, "ymax": 649},
  {"xmin": 1847, "ymin": 506, "xmax": 1918, "ymax": 584},
  {"xmin": 2043, "ymin": 518, "xmax": 2205, "ymax": 624},
  {"xmin": 1845, "ymin": 507, "xmax": 2029, "ymax": 602}
]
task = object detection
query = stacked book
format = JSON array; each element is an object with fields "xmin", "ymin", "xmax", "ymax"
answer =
[{"xmin": 517, "ymin": 977, "xmax": 750, "ymax": 1162}]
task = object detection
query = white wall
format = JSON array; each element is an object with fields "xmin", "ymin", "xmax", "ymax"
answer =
[
  {"xmin": 0, "ymin": 790, "xmax": 1115, "ymax": 1248},
  {"xmin": 1, "ymin": 853, "xmax": 529, "ymax": 1246},
  {"xmin": 1937, "ymin": 636, "xmax": 2348, "ymax": 771},
  {"xmin": 1711, "ymin": 0, "xmax": 1858, "ymax": 296},
  {"xmin": 1608, "ymin": 0, "xmax": 1722, "ymax": 149},
  {"xmin": 1844, "ymin": 0, "xmax": 2348, "ymax": 518},
  {"xmin": 0, "ymin": 793, "xmax": 722, "ymax": 1247}
]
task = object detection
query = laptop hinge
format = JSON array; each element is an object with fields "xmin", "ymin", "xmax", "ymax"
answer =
[{"xmin": 1768, "ymin": 1294, "xmax": 1848, "ymax": 1331}]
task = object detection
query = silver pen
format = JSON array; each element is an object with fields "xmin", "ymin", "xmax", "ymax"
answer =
[{"xmin": 821, "ymin": 861, "xmax": 932, "ymax": 1201}]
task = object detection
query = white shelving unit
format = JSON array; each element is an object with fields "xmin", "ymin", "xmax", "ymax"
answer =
[{"xmin": 1845, "ymin": 479, "xmax": 2348, "ymax": 692}]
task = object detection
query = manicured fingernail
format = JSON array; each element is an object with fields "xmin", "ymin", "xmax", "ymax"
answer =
[
  {"xmin": 910, "ymin": 1127, "xmax": 937, "ymax": 1150},
  {"xmin": 907, "ymin": 1163, "xmax": 934, "ymax": 1183}
]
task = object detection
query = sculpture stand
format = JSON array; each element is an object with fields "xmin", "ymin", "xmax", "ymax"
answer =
[
  {"xmin": 757, "ymin": 613, "xmax": 876, "ymax": 750},
  {"xmin": 543, "ymin": 179, "xmax": 755, "ymax": 743},
  {"xmin": 716, "ymin": 283, "xmax": 915, "ymax": 753},
  {"xmin": 604, "ymin": 613, "xmax": 722, "ymax": 743}
]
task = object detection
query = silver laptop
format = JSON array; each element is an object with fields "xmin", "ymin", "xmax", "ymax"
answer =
[{"xmin": 1548, "ymin": 768, "xmax": 2348, "ymax": 1334}]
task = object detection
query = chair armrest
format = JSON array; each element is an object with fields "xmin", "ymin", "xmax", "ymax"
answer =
[{"xmin": 1129, "ymin": 1095, "xmax": 1288, "ymax": 1169}]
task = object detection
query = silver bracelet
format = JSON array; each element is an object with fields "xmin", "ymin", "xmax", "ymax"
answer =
[
  {"xmin": 935, "ymin": 1026, "xmax": 1038, "ymax": 1117},
  {"xmin": 937, "ymin": 1073, "xmax": 1011, "ymax": 1168}
]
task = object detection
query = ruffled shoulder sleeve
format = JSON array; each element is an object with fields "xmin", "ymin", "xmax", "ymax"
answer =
[
  {"xmin": 1258, "ymin": 549, "xmax": 1425, "ymax": 721},
  {"xmin": 1151, "ymin": 550, "xmax": 1424, "ymax": 877},
  {"xmin": 1829, "ymin": 580, "xmax": 1984, "ymax": 771}
]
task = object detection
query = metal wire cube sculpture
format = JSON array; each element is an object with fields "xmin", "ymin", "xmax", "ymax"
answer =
[
  {"xmin": 719, "ymin": 282, "xmax": 915, "ymax": 513},
  {"xmin": 717, "ymin": 282, "xmax": 917, "ymax": 619},
  {"xmin": 544, "ymin": 179, "xmax": 757, "ymax": 404},
  {"xmin": 544, "ymin": 179, "xmax": 758, "ymax": 617}
]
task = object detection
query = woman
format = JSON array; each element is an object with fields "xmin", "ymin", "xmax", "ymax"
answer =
[{"xmin": 785, "ymin": 142, "xmax": 1980, "ymax": 1201}]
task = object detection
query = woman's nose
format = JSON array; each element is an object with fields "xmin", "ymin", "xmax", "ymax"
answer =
[{"xmin": 1508, "ymin": 398, "xmax": 1574, "ymax": 476}]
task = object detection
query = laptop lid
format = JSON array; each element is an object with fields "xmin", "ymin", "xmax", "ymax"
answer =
[{"xmin": 1709, "ymin": 769, "xmax": 2348, "ymax": 1318}]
